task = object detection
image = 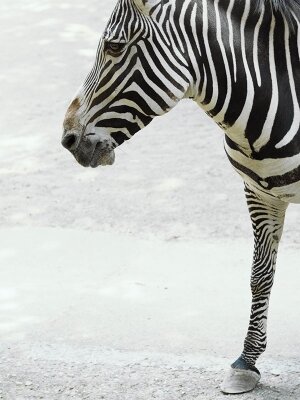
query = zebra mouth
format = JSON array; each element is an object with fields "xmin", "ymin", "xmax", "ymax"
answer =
[
  {"xmin": 68, "ymin": 131, "xmax": 115, "ymax": 168},
  {"xmin": 90, "ymin": 142, "xmax": 115, "ymax": 167}
]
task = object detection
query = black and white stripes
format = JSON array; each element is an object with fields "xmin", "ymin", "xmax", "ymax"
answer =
[
  {"xmin": 77, "ymin": 1, "xmax": 300, "ymax": 169},
  {"xmin": 63, "ymin": 0, "xmax": 300, "ymax": 391}
]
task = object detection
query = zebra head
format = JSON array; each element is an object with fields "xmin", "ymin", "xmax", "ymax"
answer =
[{"xmin": 62, "ymin": 0, "xmax": 192, "ymax": 167}]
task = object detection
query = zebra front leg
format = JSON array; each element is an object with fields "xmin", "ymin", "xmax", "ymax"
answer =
[{"xmin": 221, "ymin": 184, "xmax": 288, "ymax": 394}]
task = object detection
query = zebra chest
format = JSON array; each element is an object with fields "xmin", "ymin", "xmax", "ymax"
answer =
[{"xmin": 224, "ymin": 140, "xmax": 300, "ymax": 204}]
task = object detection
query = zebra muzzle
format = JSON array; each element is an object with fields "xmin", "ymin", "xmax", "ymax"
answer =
[{"xmin": 62, "ymin": 129, "xmax": 115, "ymax": 168}]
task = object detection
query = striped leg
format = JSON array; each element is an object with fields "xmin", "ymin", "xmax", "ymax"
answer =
[{"xmin": 221, "ymin": 184, "xmax": 288, "ymax": 394}]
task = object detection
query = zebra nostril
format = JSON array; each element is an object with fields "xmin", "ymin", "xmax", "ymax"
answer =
[{"xmin": 62, "ymin": 133, "xmax": 78, "ymax": 151}]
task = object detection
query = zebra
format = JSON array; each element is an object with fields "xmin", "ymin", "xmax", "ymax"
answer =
[{"xmin": 62, "ymin": 0, "xmax": 300, "ymax": 394}]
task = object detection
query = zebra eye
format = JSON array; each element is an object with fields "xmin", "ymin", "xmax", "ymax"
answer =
[{"xmin": 105, "ymin": 42, "xmax": 126, "ymax": 55}]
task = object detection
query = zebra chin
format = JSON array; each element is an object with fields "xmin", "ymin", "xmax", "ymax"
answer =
[
  {"xmin": 74, "ymin": 146, "xmax": 116, "ymax": 168},
  {"xmin": 90, "ymin": 149, "xmax": 115, "ymax": 168}
]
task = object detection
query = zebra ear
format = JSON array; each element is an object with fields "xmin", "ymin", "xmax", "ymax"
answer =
[{"xmin": 133, "ymin": 0, "xmax": 162, "ymax": 15}]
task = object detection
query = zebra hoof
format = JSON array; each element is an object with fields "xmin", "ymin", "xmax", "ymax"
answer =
[{"xmin": 221, "ymin": 358, "xmax": 261, "ymax": 394}]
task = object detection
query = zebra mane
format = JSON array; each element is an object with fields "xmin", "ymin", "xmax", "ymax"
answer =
[{"xmin": 255, "ymin": 0, "xmax": 300, "ymax": 20}]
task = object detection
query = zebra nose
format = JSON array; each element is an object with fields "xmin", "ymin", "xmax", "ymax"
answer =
[{"xmin": 62, "ymin": 133, "xmax": 78, "ymax": 151}]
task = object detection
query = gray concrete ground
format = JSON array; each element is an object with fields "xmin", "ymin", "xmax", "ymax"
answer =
[
  {"xmin": 0, "ymin": 0, "xmax": 299, "ymax": 399},
  {"xmin": 0, "ymin": 228, "xmax": 300, "ymax": 399}
]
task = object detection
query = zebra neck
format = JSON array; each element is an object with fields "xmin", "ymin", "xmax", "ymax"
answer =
[{"xmin": 186, "ymin": 0, "xmax": 300, "ymax": 159}]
